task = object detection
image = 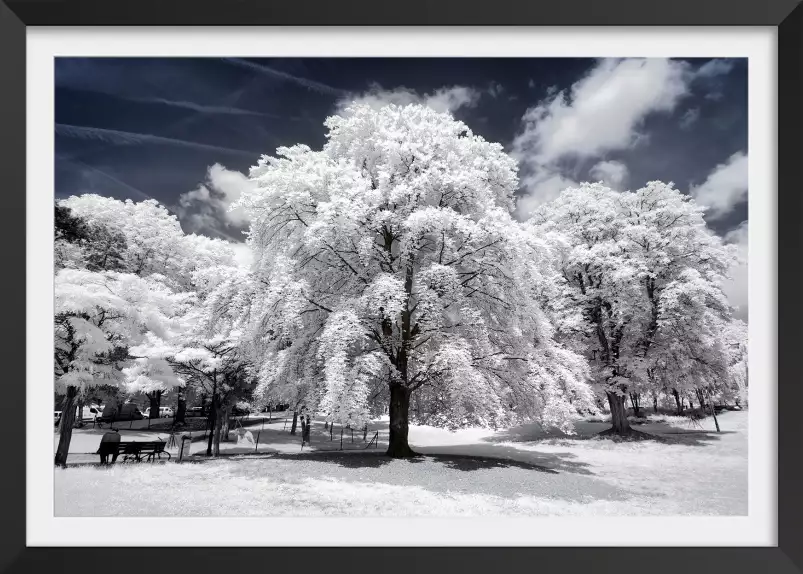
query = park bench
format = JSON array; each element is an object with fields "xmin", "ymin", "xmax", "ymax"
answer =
[{"xmin": 114, "ymin": 441, "xmax": 171, "ymax": 463}]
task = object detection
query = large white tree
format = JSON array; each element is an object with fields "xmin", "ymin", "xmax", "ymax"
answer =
[
  {"xmin": 237, "ymin": 103, "xmax": 595, "ymax": 457},
  {"xmin": 529, "ymin": 182, "xmax": 741, "ymax": 435}
]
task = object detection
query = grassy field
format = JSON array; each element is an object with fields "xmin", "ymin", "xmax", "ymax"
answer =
[{"xmin": 55, "ymin": 410, "xmax": 747, "ymax": 517}]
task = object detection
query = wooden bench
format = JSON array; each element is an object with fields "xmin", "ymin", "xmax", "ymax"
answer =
[{"xmin": 114, "ymin": 441, "xmax": 171, "ymax": 463}]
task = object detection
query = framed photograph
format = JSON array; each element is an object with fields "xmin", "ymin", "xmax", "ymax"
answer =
[{"xmin": 2, "ymin": 1, "xmax": 800, "ymax": 572}]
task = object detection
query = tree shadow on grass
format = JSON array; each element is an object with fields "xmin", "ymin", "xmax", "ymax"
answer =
[
  {"xmin": 259, "ymin": 448, "xmax": 587, "ymax": 475},
  {"xmin": 414, "ymin": 444, "xmax": 593, "ymax": 475},
  {"xmin": 487, "ymin": 419, "xmax": 732, "ymax": 448},
  {"xmin": 416, "ymin": 453, "xmax": 560, "ymax": 473},
  {"xmin": 649, "ymin": 428, "xmax": 736, "ymax": 446},
  {"xmin": 263, "ymin": 450, "xmax": 399, "ymax": 469}
]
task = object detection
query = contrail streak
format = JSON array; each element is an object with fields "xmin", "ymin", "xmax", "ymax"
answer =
[
  {"xmin": 55, "ymin": 124, "xmax": 259, "ymax": 158},
  {"xmin": 55, "ymin": 154, "xmax": 155, "ymax": 202},
  {"xmin": 222, "ymin": 58, "xmax": 348, "ymax": 97},
  {"xmin": 140, "ymin": 97, "xmax": 274, "ymax": 117},
  {"xmin": 58, "ymin": 85, "xmax": 278, "ymax": 117}
]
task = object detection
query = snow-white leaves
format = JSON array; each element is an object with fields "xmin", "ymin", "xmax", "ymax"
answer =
[
  {"xmin": 123, "ymin": 357, "xmax": 184, "ymax": 394},
  {"xmin": 360, "ymin": 274, "xmax": 406, "ymax": 320},
  {"xmin": 54, "ymin": 269, "xmax": 189, "ymax": 395},
  {"xmin": 241, "ymin": 103, "xmax": 594, "ymax": 433},
  {"xmin": 59, "ymin": 194, "xmax": 239, "ymax": 289},
  {"xmin": 317, "ymin": 309, "xmax": 371, "ymax": 426},
  {"xmin": 530, "ymin": 180, "xmax": 743, "ymax": 401}
]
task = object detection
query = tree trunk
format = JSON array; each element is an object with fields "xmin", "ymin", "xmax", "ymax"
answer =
[
  {"xmin": 290, "ymin": 411, "xmax": 298, "ymax": 435},
  {"xmin": 605, "ymin": 391, "xmax": 631, "ymax": 435},
  {"xmin": 672, "ymin": 388, "xmax": 684, "ymax": 415},
  {"xmin": 175, "ymin": 394, "xmax": 186, "ymax": 424},
  {"xmin": 629, "ymin": 392, "xmax": 641, "ymax": 417},
  {"xmin": 386, "ymin": 385, "xmax": 416, "ymax": 457},
  {"xmin": 710, "ymin": 404, "xmax": 721, "ymax": 432},
  {"xmin": 707, "ymin": 391, "xmax": 721, "ymax": 432},
  {"xmin": 221, "ymin": 404, "xmax": 232, "ymax": 441},
  {"xmin": 212, "ymin": 405, "xmax": 224, "ymax": 456},
  {"xmin": 54, "ymin": 386, "xmax": 78, "ymax": 467},
  {"xmin": 205, "ymin": 396, "xmax": 217, "ymax": 457},
  {"xmin": 652, "ymin": 395, "xmax": 658, "ymax": 413},
  {"xmin": 74, "ymin": 399, "xmax": 84, "ymax": 427},
  {"xmin": 147, "ymin": 390, "xmax": 162, "ymax": 419},
  {"xmin": 696, "ymin": 389, "xmax": 707, "ymax": 410}
]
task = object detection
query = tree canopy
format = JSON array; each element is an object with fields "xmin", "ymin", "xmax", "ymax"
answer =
[
  {"xmin": 237, "ymin": 104, "xmax": 596, "ymax": 455},
  {"xmin": 529, "ymin": 181, "xmax": 742, "ymax": 432}
]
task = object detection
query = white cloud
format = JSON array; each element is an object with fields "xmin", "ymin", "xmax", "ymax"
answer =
[
  {"xmin": 691, "ymin": 59, "xmax": 736, "ymax": 102},
  {"xmin": 589, "ymin": 160, "xmax": 629, "ymax": 189},
  {"xmin": 690, "ymin": 151, "xmax": 748, "ymax": 220},
  {"xmin": 515, "ymin": 171, "xmax": 579, "ymax": 219},
  {"xmin": 176, "ymin": 163, "xmax": 254, "ymax": 240},
  {"xmin": 336, "ymin": 84, "xmax": 479, "ymax": 116},
  {"xmin": 426, "ymin": 86, "xmax": 479, "ymax": 113},
  {"xmin": 513, "ymin": 58, "xmax": 690, "ymax": 166},
  {"xmin": 512, "ymin": 58, "xmax": 692, "ymax": 211},
  {"xmin": 488, "ymin": 81, "xmax": 505, "ymax": 98},
  {"xmin": 679, "ymin": 108, "xmax": 700, "ymax": 130},
  {"xmin": 722, "ymin": 221, "xmax": 748, "ymax": 320},
  {"xmin": 695, "ymin": 58, "xmax": 735, "ymax": 79}
]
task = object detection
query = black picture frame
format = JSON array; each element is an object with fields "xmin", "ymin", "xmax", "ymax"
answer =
[{"xmin": 0, "ymin": 1, "xmax": 799, "ymax": 573}]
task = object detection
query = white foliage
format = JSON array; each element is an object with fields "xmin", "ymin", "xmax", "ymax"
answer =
[
  {"xmin": 123, "ymin": 357, "xmax": 185, "ymax": 394},
  {"xmin": 54, "ymin": 269, "xmax": 189, "ymax": 396},
  {"xmin": 59, "ymin": 194, "xmax": 237, "ymax": 289},
  {"xmin": 238, "ymin": 103, "xmax": 593, "ymax": 432},
  {"xmin": 530, "ymin": 181, "xmax": 741, "ymax": 403}
]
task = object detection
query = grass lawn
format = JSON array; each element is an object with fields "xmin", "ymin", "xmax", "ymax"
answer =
[{"xmin": 55, "ymin": 410, "xmax": 747, "ymax": 517}]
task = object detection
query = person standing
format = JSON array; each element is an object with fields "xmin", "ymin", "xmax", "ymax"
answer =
[
  {"xmin": 97, "ymin": 427, "xmax": 121, "ymax": 465},
  {"xmin": 300, "ymin": 416, "xmax": 307, "ymax": 446}
]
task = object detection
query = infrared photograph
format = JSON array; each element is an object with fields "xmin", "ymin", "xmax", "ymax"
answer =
[{"xmin": 52, "ymin": 56, "xmax": 749, "ymax": 518}]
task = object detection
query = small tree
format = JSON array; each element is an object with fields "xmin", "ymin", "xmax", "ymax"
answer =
[
  {"xmin": 54, "ymin": 269, "xmax": 188, "ymax": 467},
  {"xmin": 55, "ymin": 204, "xmax": 128, "ymax": 273},
  {"xmin": 723, "ymin": 319, "xmax": 748, "ymax": 407},
  {"xmin": 158, "ymin": 265, "xmax": 258, "ymax": 455},
  {"xmin": 123, "ymin": 357, "xmax": 185, "ymax": 420}
]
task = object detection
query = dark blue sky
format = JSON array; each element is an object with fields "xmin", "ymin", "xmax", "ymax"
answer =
[{"xmin": 54, "ymin": 57, "xmax": 747, "ymax": 239}]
